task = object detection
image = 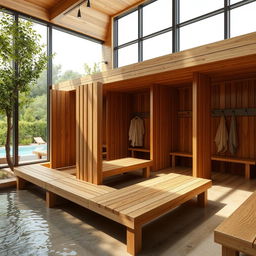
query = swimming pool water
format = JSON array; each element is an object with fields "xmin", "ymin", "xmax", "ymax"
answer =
[{"xmin": 0, "ymin": 145, "xmax": 47, "ymax": 158}]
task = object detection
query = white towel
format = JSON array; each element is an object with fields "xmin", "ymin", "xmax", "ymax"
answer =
[
  {"xmin": 215, "ymin": 116, "xmax": 228, "ymax": 153},
  {"xmin": 129, "ymin": 117, "xmax": 145, "ymax": 147},
  {"xmin": 229, "ymin": 114, "xmax": 238, "ymax": 155}
]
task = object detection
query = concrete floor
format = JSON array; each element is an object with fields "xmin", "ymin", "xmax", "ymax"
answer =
[{"xmin": 1, "ymin": 167, "xmax": 256, "ymax": 256}]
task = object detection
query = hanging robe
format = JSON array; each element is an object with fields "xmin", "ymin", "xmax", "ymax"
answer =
[
  {"xmin": 215, "ymin": 115, "xmax": 228, "ymax": 153},
  {"xmin": 129, "ymin": 117, "xmax": 145, "ymax": 147},
  {"xmin": 229, "ymin": 114, "xmax": 238, "ymax": 155}
]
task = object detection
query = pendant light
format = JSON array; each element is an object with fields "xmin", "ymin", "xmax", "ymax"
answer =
[
  {"xmin": 77, "ymin": 7, "xmax": 81, "ymax": 17},
  {"xmin": 87, "ymin": 0, "xmax": 91, "ymax": 8}
]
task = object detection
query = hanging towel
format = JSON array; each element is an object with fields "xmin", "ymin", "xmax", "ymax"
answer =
[
  {"xmin": 215, "ymin": 115, "xmax": 228, "ymax": 153},
  {"xmin": 229, "ymin": 114, "xmax": 238, "ymax": 155},
  {"xmin": 129, "ymin": 117, "xmax": 145, "ymax": 147}
]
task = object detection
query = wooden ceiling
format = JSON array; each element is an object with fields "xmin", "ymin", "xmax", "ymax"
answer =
[{"xmin": 0, "ymin": 0, "xmax": 144, "ymax": 41}]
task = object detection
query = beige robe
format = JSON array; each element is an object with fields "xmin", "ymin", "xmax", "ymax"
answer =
[
  {"xmin": 215, "ymin": 115, "xmax": 228, "ymax": 153},
  {"xmin": 229, "ymin": 114, "xmax": 238, "ymax": 155},
  {"xmin": 129, "ymin": 117, "xmax": 145, "ymax": 147}
]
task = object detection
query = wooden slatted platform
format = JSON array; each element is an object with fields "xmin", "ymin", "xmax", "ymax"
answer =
[
  {"xmin": 214, "ymin": 192, "xmax": 256, "ymax": 256},
  {"xmin": 14, "ymin": 164, "xmax": 211, "ymax": 256},
  {"xmin": 102, "ymin": 157, "xmax": 152, "ymax": 179}
]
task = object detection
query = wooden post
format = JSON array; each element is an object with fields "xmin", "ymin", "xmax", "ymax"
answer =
[
  {"xmin": 143, "ymin": 166, "xmax": 150, "ymax": 178},
  {"xmin": 127, "ymin": 226, "xmax": 142, "ymax": 256},
  {"xmin": 222, "ymin": 246, "xmax": 239, "ymax": 256},
  {"xmin": 76, "ymin": 82, "xmax": 103, "ymax": 184},
  {"xmin": 16, "ymin": 177, "xmax": 26, "ymax": 190},
  {"xmin": 197, "ymin": 191, "xmax": 208, "ymax": 207},
  {"xmin": 172, "ymin": 155, "xmax": 176, "ymax": 168},
  {"xmin": 245, "ymin": 164, "xmax": 250, "ymax": 179},
  {"xmin": 46, "ymin": 191, "xmax": 57, "ymax": 208},
  {"xmin": 192, "ymin": 73, "xmax": 211, "ymax": 179}
]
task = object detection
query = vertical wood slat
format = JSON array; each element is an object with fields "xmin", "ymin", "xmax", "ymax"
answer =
[
  {"xmin": 50, "ymin": 90, "xmax": 76, "ymax": 169},
  {"xmin": 193, "ymin": 73, "xmax": 212, "ymax": 179},
  {"xmin": 76, "ymin": 82, "xmax": 102, "ymax": 185}
]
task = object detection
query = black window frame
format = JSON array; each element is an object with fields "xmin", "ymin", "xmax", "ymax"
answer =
[
  {"xmin": 0, "ymin": 7, "xmax": 103, "ymax": 168},
  {"xmin": 114, "ymin": 0, "xmax": 256, "ymax": 68}
]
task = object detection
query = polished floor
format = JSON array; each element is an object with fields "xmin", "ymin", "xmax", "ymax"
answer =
[{"xmin": 1, "ymin": 167, "xmax": 255, "ymax": 256}]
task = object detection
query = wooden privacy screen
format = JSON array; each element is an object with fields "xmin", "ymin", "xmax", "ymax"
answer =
[
  {"xmin": 50, "ymin": 90, "xmax": 76, "ymax": 169},
  {"xmin": 76, "ymin": 82, "xmax": 103, "ymax": 185}
]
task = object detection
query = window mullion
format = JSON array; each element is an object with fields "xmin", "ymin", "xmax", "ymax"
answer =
[
  {"xmin": 225, "ymin": 0, "xmax": 230, "ymax": 39},
  {"xmin": 138, "ymin": 6, "xmax": 143, "ymax": 62}
]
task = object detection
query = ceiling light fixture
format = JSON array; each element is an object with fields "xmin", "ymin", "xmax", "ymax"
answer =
[
  {"xmin": 87, "ymin": 0, "xmax": 91, "ymax": 8},
  {"xmin": 77, "ymin": 8, "xmax": 81, "ymax": 17}
]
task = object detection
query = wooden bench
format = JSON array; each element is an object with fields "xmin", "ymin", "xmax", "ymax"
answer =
[
  {"xmin": 211, "ymin": 155, "xmax": 256, "ymax": 179},
  {"xmin": 128, "ymin": 148, "xmax": 150, "ymax": 158},
  {"xmin": 14, "ymin": 164, "xmax": 211, "ymax": 256},
  {"xmin": 169, "ymin": 152, "xmax": 192, "ymax": 168},
  {"xmin": 214, "ymin": 191, "xmax": 256, "ymax": 256},
  {"xmin": 103, "ymin": 157, "xmax": 152, "ymax": 179},
  {"xmin": 32, "ymin": 150, "xmax": 47, "ymax": 159}
]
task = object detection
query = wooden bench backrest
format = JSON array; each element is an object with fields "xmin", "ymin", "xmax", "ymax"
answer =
[{"xmin": 76, "ymin": 82, "xmax": 103, "ymax": 185}]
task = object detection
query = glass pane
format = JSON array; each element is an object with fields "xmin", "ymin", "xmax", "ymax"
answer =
[
  {"xmin": 118, "ymin": 10, "xmax": 138, "ymax": 45},
  {"xmin": 143, "ymin": 0, "xmax": 172, "ymax": 36},
  {"xmin": 18, "ymin": 20, "xmax": 48, "ymax": 164},
  {"xmin": 180, "ymin": 14, "xmax": 224, "ymax": 51},
  {"xmin": 52, "ymin": 29, "xmax": 102, "ymax": 84},
  {"xmin": 230, "ymin": 0, "xmax": 243, "ymax": 4},
  {"xmin": 231, "ymin": 2, "xmax": 256, "ymax": 38},
  {"xmin": 180, "ymin": 0, "xmax": 224, "ymax": 22},
  {"xmin": 143, "ymin": 32, "xmax": 172, "ymax": 61},
  {"xmin": 118, "ymin": 43, "xmax": 138, "ymax": 67}
]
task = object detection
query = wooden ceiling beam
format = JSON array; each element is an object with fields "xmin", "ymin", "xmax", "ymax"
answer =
[{"xmin": 49, "ymin": 0, "xmax": 84, "ymax": 20}]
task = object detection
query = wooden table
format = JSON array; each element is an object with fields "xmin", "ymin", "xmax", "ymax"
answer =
[{"xmin": 214, "ymin": 192, "xmax": 256, "ymax": 256}]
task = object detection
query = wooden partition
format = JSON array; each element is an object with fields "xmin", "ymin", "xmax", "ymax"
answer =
[
  {"xmin": 76, "ymin": 82, "xmax": 103, "ymax": 185},
  {"xmin": 151, "ymin": 85, "xmax": 178, "ymax": 171},
  {"xmin": 50, "ymin": 90, "xmax": 76, "ymax": 169},
  {"xmin": 192, "ymin": 73, "xmax": 211, "ymax": 178}
]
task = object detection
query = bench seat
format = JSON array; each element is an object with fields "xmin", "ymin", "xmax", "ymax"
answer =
[
  {"xmin": 103, "ymin": 157, "xmax": 152, "ymax": 178},
  {"xmin": 15, "ymin": 164, "xmax": 211, "ymax": 256},
  {"xmin": 214, "ymin": 191, "xmax": 256, "ymax": 256}
]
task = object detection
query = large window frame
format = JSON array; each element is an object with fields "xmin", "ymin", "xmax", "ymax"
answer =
[
  {"xmin": 0, "ymin": 7, "xmax": 103, "ymax": 168},
  {"xmin": 113, "ymin": 0, "xmax": 256, "ymax": 67}
]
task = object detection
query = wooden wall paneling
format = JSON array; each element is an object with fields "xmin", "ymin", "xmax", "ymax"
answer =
[
  {"xmin": 150, "ymin": 85, "xmax": 178, "ymax": 171},
  {"xmin": 106, "ymin": 92, "xmax": 132, "ymax": 160},
  {"xmin": 50, "ymin": 90, "xmax": 76, "ymax": 169},
  {"xmin": 76, "ymin": 82, "xmax": 103, "ymax": 184},
  {"xmin": 192, "ymin": 73, "xmax": 212, "ymax": 179}
]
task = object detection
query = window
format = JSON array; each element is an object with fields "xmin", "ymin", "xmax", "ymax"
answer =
[
  {"xmin": 180, "ymin": 0, "xmax": 223, "ymax": 22},
  {"xmin": 230, "ymin": 2, "xmax": 256, "ymax": 38},
  {"xmin": 180, "ymin": 14, "xmax": 224, "ymax": 51},
  {"xmin": 143, "ymin": 0, "xmax": 172, "ymax": 36},
  {"xmin": 52, "ymin": 28, "xmax": 102, "ymax": 84},
  {"xmin": 114, "ymin": 0, "xmax": 256, "ymax": 67},
  {"xmin": 143, "ymin": 32, "xmax": 172, "ymax": 60}
]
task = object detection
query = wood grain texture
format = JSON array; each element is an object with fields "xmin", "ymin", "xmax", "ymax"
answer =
[
  {"xmin": 215, "ymin": 192, "xmax": 256, "ymax": 256},
  {"xmin": 76, "ymin": 82, "xmax": 103, "ymax": 184},
  {"xmin": 192, "ymin": 73, "xmax": 211, "ymax": 179},
  {"xmin": 50, "ymin": 90, "xmax": 76, "ymax": 169},
  {"xmin": 150, "ymin": 85, "xmax": 178, "ymax": 171}
]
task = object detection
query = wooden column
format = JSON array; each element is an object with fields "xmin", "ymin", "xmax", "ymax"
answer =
[
  {"xmin": 50, "ymin": 90, "xmax": 76, "ymax": 169},
  {"xmin": 150, "ymin": 85, "xmax": 178, "ymax": 171},
  {"xmin": 192, "ymin": 73, "xmax": 211, "ymax": 178},
  {"xmin": 76, "ymin": 82, "xmax": 103, "ymax": 185}
]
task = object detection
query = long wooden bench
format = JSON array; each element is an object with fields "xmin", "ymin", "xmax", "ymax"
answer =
[
  {"xmin": 214, "ymin": 192, "xmax": 256, "ymax": 256},
  {"xmin": 14, "ymin": 164, "xmax": 212, "ymax": 256},
  {"xmin": 103, "ymin": 157, "xmax": 152, "ymax": 179},
  {"xmin": 211, "ymin": 155, "xmax": 256, "ymax": 179},
  {"xmin": 128, "ymin": 148, "xmax": 150, "ymax": 158}
]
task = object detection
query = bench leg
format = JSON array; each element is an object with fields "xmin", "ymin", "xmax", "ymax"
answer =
[
  {"xmin": 222, "ymin": 246, "xmax": 239, "ymax": 256},
  {"xmin": 142, "ymin": 166, "xmax": 150, "ymax": 178},
  {"xmin": 197, "ymin": 191, "xmax": 208, "ymax": 207},
  {"xmin": 16, "ymin": 177, "xmax": 27, "ymax": 190},
  {"xmin": 127, "ymin": 226, "xmax": 142, "ymax": 256},
  {"xmin": 245, "ymin": 164, "xmax": 250, "ymax": 179},
  {"xmin": 172, "ymin": 155, "xmax": 176, "ymax": 168},
  {"xmin": 46, "ymin": 191, "xmax": 57, "ymax": 208}
]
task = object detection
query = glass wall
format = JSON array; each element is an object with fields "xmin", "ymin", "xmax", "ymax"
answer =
[
  {"xmin": 114, "ymin": 0, "xmax": 256, "ymax": 67},
  {"xmin": 0, "ymin": 9, "xmax": 102, "ymax": 168},
  {"xmin": 52, "ymin": 28, "xmax": 102, "ymax": 84}
]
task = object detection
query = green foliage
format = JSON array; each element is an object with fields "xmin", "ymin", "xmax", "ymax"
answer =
[
  {"xmin": 0, "ymin": 120, "xmax": 47, "ymax": 146},
  {"xmin": 56, "ymin": 70, "xmax": 82, "ymax": 83},
  {"xmin": 0, "ymin": 13, "xmax": 48, "ymax": 116},
  {"xmin": 84, "ymin": 62, "xmax": 101, "ymax": 75}
]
